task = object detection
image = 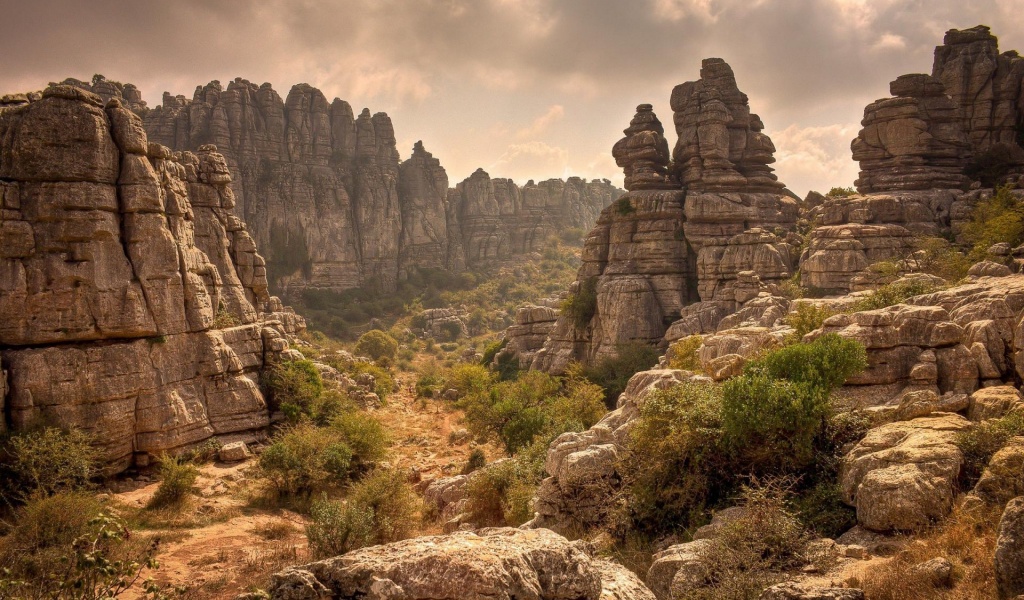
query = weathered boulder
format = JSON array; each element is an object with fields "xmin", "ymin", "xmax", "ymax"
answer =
[
  {"xmin": 612, "ymin": 104, "xmax": 675, "ymax": 191},
  {"xmin": 499, "ymin": 299, "xmax": 562, "ymax": 368},
  {"xmin": 266, "ymin": 528, "xmax": 652, "ymax": 600},
  {"xmin": 995, "ymin": 497, "xmax": 1024, "ymax": 599},
  {"xmin": 969, "ymin": 386, "xmax": 1024, "ymax": 421},
  {"xmin": 840, "ymin": 414, "xmax": 970, "ymax": 531},
  {"xmin": 646, "ymin": 539, "xmax": 713, "ymax": 600},
  {"xmin": 972, "ymin": 437, "xmax": 1024, "ymax": 507}
]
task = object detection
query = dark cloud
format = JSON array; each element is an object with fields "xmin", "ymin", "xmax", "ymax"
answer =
[{"xmin": 2, "ymin": 0, "xmax": 1021, "ymax": 194}]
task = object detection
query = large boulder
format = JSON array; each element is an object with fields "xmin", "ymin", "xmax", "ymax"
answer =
[
  {"xmin": 995, "ymin": 497, "xmax": 1024, "ymax": 599},
  {"xmin": 265, "ymin": 528, "xmax": 653, "ymax": 600},
  {"xmin": 840, "ymin": 414, "xmax": 970, "ymax": 531}
]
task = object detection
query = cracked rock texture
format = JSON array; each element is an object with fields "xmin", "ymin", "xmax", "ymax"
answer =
[{"xmin": 0, "ymin": 85, "xmax": 302, "ymax": 471}]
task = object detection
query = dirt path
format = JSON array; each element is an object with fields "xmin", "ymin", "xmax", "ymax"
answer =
[{"xmin": 116, "ymin": 371, "xmax": 498, "ymax": 599}]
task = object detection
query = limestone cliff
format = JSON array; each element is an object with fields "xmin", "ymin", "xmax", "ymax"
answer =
[
  {"xmin": 530, "ymin": 59, "xmax": 798, "ymax": 373},
  {"xmin": 0, "ymin": 85, "xmax": 302, "ymax": 471},
  {"xmin": 138, "ymin": 78, "xmax": 621, "ymax": 294}
]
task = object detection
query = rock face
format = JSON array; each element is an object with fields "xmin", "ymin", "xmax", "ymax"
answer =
[
  {"xmin": 529, "ymin": 58, "xmax": 797, "ymax": 373},
  {"xmin": 0, "ymin": 85, "xmax": 301, "ymax": 471},
  {"xmin": 932, "ymin": 25, "xmax": 1024, "ymax": 178},
  {"xmin": 840, "ymin": 414, "xmax": 969, "ymax": 532},
  {"xmin": 996, "ymin": 497, "xmax": 1024, "ymax": 599},
  {"xmin": 139, "ymin": 78, "xmax": 621, "ymax": 294},
  {"xmin": 852, "ymin": 74, "xmax": 972, "ymax": 193},
  {"xmin": 265, "ymin": 527, "xmax": 654, "ymax": 600}
]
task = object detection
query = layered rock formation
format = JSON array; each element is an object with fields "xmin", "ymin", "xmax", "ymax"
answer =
[
  {"xmin": 266, "ymin": 528, "xmax": 656, "ymax": 600},
  {"xmin": 0, "ymin": 85, "xmax": 301, "ymax": 471},
  {"xmin": 137, "ymin": 78, "xmax": 621, "ymax": 294},
  {"xmin": 529, "ymin": 59, "xmax": 797, "ymax": 373},
  {"xmin": 932, "ymin": 25, "xmax": 1024, "ymax": 177}
]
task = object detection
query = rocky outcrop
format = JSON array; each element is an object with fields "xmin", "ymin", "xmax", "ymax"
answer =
[
  {"xmin": 995, "ymin": 497, "xmax": 1024, "ymax": 599},
  {"xmin": 265, "ymin": 527, "xmax": 654, "ymax": 600},
  {"xmin": 141, "ymin": 78, "xmax": 621, "ymax": 294},
  {"xmin": 0, "ymin": 85, "xmax": 301, "ymax": 471},
  {"xmin": 852, "ymin": 74, "xmax": 972, "ymax": 193},
  {"xmin": 498, "ymin": 299, "xmax": 562, "ymax": 368},
  {"xmin": 932, "ymin": 25, "xmax": 1024, "ymax": 180},
  {"xmin": 531, "ymin": 370, "xmax": 701, "ymax": 531},
  {"xmin": 56, "ymin": 75, "xmax": 148, "ymax": 113},
  {"xmin": 840, "ymin": 414, "xmax": 969, "ymax": 532},
  {"xmin": 530, "ymin": 58, "xmax": 797, "ymax": 373}
]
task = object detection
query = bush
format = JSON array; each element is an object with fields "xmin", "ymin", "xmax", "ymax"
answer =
[
  {"xmin": 561, "ymin": 277, "xmax": 598, "ymax": 330},
  {"xmin": 261, "ymin": 359, "xmax": 324, "ymax": 420},
  {"xmin": 852, "ymin": 278, "xmax": 942, "ymax": 311},
  {"xmin": 784, "ymin": 303, "xmax": 835, "ymax": 342},
  {"xmin": 0, "ymin": 427, "xmax": 100, "ymax": 504},
  {"xmin": 462, "ymin": 449, "xmax": 487, "ymax": 475},
  {"xmin": 954, "ymin": 410, "xmax": 1024, "ymax": 489},
  {"xmin": 583, "ymin": 342, "xmax": 660, "ymax": 407},
  {"xmin": 354, "ymin": 330, "xmax": 399, "ymax": 362},
  {"xmin": 677, "ymin": 482, "xmax": 818, "ymax": 600},
  {"xmin": 615, "ymin": 197, "xmax": 636, "ymax": 215},
  {"xmin": 305, "ymin": 495, "xmax": 374, "ymax": 559},
  {"xmin": 480, "ymin": 338, "xmax": 506, "ymax": 366},
  {"xmin": 909, "ymin": 236, "xmax": 972, "ymax": 282},
  {"xmin": 330, "ymin": 411, "xmax": 389, "ymax": 472},
  {"xmin": 258, "ymin": 423, "xmax": 354, "ymax": 498},
  {"xmin": 827, "ymin": 186, "xmax": 857, "ymax": 197},
  {"xmin": 464, "ymin": 450, "xmax": 544, "ymax": 527},
  {"xmin": 0, "ymin": 499, "xmax": 163, "ymax": 599},
  {"xmin": 349, "ymin": 361, "xmax": 395, "ymax": 401},
  {"xmin": 791, "ymin": 481, "xmax": 856, "ymax": 539},
  {"xmin": 723, "ymin": 334, "xmax": 867, "ymax": 474},
  {"xmin": 445, "ymin": 364, "xmax": 493, "ymax": 397},
  {"xmin": 962, "ymin": 185, "xmax": 1024, "ymax": 260},
  {"xmin": 666, "ymin": 335, "xmax": 703, "ymax": 371},
  {"xmin": 146, "ymin": 455, "xmax": 199, "ymax": 510}
]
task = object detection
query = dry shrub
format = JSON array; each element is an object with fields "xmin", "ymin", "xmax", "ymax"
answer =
[{"xmin": 858, "ymin": 504, "xmax": 1000, "ymax": 600}]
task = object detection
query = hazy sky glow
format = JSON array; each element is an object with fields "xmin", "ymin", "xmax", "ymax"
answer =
[{"xmin": 3, "ymin": 0, "xmax": 1022, "ymax": 196}]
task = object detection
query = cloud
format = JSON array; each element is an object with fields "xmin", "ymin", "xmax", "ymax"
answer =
[
  {"xmin": 768, "ymin": 123, "xmax": 862, "ymax": 197},
  {"xmin": 515, "ymin": 105, "xmax": 565, "ymax": 140},
  {"xmin": 1, "ymin": 0, "xmax": 1021, "ymax": 191},
  {"xmin": 489, "ymin": 141, "xmax": 570, "ymax": 180}
]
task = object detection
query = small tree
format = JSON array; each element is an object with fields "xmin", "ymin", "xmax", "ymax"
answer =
[{"xmin": 354, "ymin": 330, "xmax": 399, "ymax": 362}]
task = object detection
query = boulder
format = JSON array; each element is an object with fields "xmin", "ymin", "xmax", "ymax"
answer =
[
  {"xmin": 218, "ymin": 441, "xmax": 251, "ymax": 462},
  {"xmin": 996, "ymin": 497, "xmax": 1024, "ymax": 599},
  {"xmin": 265, "ymin": 528, "xmax": 652, "ymax": 600},
  {"xmin": 968, "ymin": 386, "xmax": 1024, "ymax": 421},
  {"xmin": 840, "ymin": 414, "xmax": 970, "ymax": 531},
  {"xmin": 972, "ymin": 437, "xmax": 1024, "ymax": 507}
]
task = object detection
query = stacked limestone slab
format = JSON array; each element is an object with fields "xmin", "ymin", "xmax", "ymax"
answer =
[
  {"xmin": 529, "ymin": 59, "xmax": 798, "ymax": 373},
  {"xmin": 133, "ymin": 77, "xmax": 622, "ymax": 294},
  {"xmin": 0, "ymin": 85, "xmax": 301, "ymax": 471}
]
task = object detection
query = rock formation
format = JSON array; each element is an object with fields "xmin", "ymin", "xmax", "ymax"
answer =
[
  {"xmin": 0, "ymin": 85, "xmax": 302, "ymax": 471},
  {"xmin": 136, "ymin": 78, "xmax": 621, "ymax": 294},
  {"xmin": 995, "ymin": 497, "xmax": 1024, "ymax": 599},
  {"xmin": 932, "ymin": 25, "xmax": 1024, "ymax": 179},
  {"xmin": 266, "ymin": 527, "xmax": 656, "ymax": 600},
  {"xmin": 851, "ymin": 74, "xmax": 972, "ymax": 193},
  {"xmin": 528, "ymin": 59, "xmax": 797, "ymax": 373}
]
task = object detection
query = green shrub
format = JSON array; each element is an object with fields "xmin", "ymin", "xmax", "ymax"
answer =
[
  {"xmin": 909, "ymin": 236, "xmax": 972, "ymax": 282},
  {"xmin": 330, "ymin": 411, "xmax": 389, "ymax": 471},
  {"xmin": 0, "ymin": 427, "xmax": 100, "ymax": 504},
  {"xmin": 261, "ymin": 359, "xmax": 324, "ymax": 420},
  {"xmin": 962, "ymin": 185, "xmax": 1024, "ymax": 260},
  {"xmin": 791, "ymin": 481, "xmax": 856, "ymax": 539},
  {"xmin": 305, "ymin": 495, "xmax": 374, "ymax": 559},
  {"xmin": 545, "ymin": 365, "xmax": 607, "ymax": 433},
  {"xmin": 583, "ymin": 342, "xmax": 660, "ymax": 407},
  {"xmin": 0, "ymin": 500, "xmax": 164, "ymax": 599},
  {"xmin": 852, "ymin": 278, "xmax": 943, "ymax": 311},
  {"xmin": 349, "ymin": 361, "xmax": 395, "ymax": 401},
  {"xmin": 258, "ymin": 423, "xmax": 354, "ymax": 498},
  {"xmin": 464, "ymin": 450, "xmax": 544, "ymax": 527},
  {"xmin": 784, "ymin": 303, "xmax": 836, "ymax": 342},
  {"xmin": 480, "ymin": 338, "xmax": 506, "ymax": 366},
  {"xmin": 494, "ymin": 348, "xmax": 521, "ymax": 382},
  {"xmin": 146, "ymin": 455, "xmax": 199, "ymax": 510},
  {"xmin": 438, "ymin": 320, "xmax": 463, "ymax": 342},
  {"xmin": 621, "ymin": 381, "xmax": 727, "ymax": 533},
  {"xmin": 307, "ymin": 390, "xmax": 350, "ymax": 427},
  {"xmin": 666, "ymin": 335, "xmax": 703, "ymax": 371},
  {"xmin": 955, "ymin": 411, "xmax": 1024, "ymax": 489},
  {"xmin": 615, "ymin": 197, "xmax": 636, "ymax": 215},
  {"xmin": 561, "ymin": 277, "xmax": 598, "ymax": 330},
  {"xmin": 462, "ymin": 449, "xmax": 487, "ymax": 475},
  {"xmin": 445, "ymin": 364, "xmax": 493, "ymax": 397},
  {"xmin": 354, "ymin": 330, "xmax": 399, "ymax": 362},
  {"xmin": 723, "ymin": 334, "xmax": 867, "ymax": 474},
  {"xmin": 827, "ymin": 186, "xmax": 857, "ymax": 197}
]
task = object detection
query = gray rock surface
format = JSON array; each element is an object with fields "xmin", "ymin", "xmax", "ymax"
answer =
[{"xmin": 996, "ymin": 497, "xmax": 1024, "ymax": 599}]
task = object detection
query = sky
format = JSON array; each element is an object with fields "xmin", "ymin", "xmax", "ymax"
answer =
[{"xmin": 2, "ymin": 0, "xmax": 1022, "ymax": 197}]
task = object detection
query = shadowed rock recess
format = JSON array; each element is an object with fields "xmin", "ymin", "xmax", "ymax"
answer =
[
  {"xmin": 132, "ymin": 77, "xmax": 621, "ymax": 294},
  {"xmin": 0, "ymin": 85, "xmax": 304, "ymax": 472}
]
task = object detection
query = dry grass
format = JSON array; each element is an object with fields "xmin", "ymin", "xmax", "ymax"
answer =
[
  {"xmin": 857, "ymin": 504, "xmax": 1000, "ymax": 600},
  {"xmin": 251, "ymin": 519, "xmax": 297, "ymax": 540}
]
